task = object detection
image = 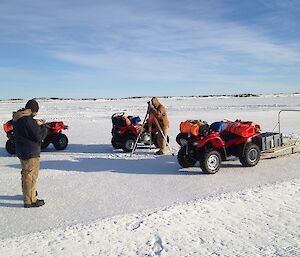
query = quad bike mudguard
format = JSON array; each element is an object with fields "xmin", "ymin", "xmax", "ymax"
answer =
[{"xmin": 196, "ymin": 132, "xmax": 224, "ymax": 150}]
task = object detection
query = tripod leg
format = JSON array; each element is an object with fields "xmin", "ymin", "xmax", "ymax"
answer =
[
  {"xmin": 130, "ymin": 113, "xmax": 149, "ymax": 156},
  {"xmin": 149, "ymin": 126, "xmax": 153, "ymax": 151}
]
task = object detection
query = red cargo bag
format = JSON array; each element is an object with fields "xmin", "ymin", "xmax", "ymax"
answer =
[{"xmin": 225, "ymin": 121, "xmax": 260, "ymax": 137}]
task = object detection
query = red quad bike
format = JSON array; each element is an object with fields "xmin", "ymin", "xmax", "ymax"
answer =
[
  {"xmin": 3, "ymin": 120, "xmax": 69, "ymax": 155},
  {"xmin": 111, "ymin": 112, "xmax": 169, "ymax": 152},
  {"xmin": 176, "ymin": 120, "xmax": 282, "ymax": 174}
]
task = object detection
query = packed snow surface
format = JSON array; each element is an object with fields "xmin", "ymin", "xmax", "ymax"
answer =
[{"xmin": 0, "ymin": 95, "xmax": 299, "ymax": 256}]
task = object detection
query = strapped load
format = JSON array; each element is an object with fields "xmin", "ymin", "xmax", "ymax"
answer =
[
  {"xmin": 112, "ymin": 113, "xmax": 132, "ymax": 127},
  {"xmin": 127, "ymin": 116, "xmax": 141, "ymax": 126},
  {"xmin": 210, "ymin": 121, "xmax": 227, "ymax": 132},
  {"xmin": 180, "ymin": 120, "xmax": 209, "ymax": 136},
  {"xmin": 224, "ymin": 121, "xmax": 261, "ymax": 137}
]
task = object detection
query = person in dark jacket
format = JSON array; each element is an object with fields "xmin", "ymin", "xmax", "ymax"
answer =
[{"xmin": 13, "ymin": 99, "xmax": 48, "ymax": 208}]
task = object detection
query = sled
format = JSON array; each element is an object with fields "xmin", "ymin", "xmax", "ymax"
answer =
[{"xmin": 261, "ymin": 109, "xmax": 300, "ymax": 157}]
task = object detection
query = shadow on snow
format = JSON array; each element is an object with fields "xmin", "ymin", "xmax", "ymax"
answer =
[
  {"xmin": 0, "ymin": 195, "xmax": 24, "ymax": 208},
  {"xmin": 5, "ymin": 144, "xmax": 243, "ymax": 175}
]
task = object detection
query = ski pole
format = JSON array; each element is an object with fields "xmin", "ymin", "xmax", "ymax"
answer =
[{"xmin": 148, "ymin": 113, "xmax": 155, "ymax": 152}]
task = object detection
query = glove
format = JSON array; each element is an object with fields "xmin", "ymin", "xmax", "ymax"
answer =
[{"xmin": 35, "ymin": 119, "xmax": 45, "ymax": 126}]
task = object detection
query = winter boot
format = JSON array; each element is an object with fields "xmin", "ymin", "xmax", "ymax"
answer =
[
  {"xmin": 154, "ymin": 150, "xmax": 165, "ymax": 155},
  {"xmin": 24, "ymin": 199, "xmax": 45, "ymax": 208}
]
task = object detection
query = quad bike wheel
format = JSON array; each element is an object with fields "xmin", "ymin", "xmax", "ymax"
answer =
[
  {"xmin": 41, "ymin": 135, "xmax": 51, "ymax": 149},
  {"xmin": 111, "ymin": 137, "xmax": 122, "ymax": 149},
  {"xmin": 239, "ymin": 143, "xmax": 261, "ymax": 167},
  {"xmin": 176, "ymin": 133, "xmax": 189, "ymax": 146},
  {"xmin": 200, "ymin": 149, "xmax": 222, "ymax": 174},
  {"xmin": 122, "ymin": 135, "xmax": 137, "ymax": 152},
  {"xmin": 5, "ymin": 139, "xmax": 16, "ymax": 155},
  {"xmin": 53, "ymin": 133, "xmax": 68, "ymax": 150},
  {"xmin": 140, "ymin": 132, "xmax": 152, "ymax": 145},
  {"xmin": 177, "ymin": 146, "xmax": 197, "ymax": 168}
]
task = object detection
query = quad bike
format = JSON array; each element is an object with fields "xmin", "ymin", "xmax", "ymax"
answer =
[
  {"xmin": 111, "ymin": 112, "xmax": 169, "ymax": 152},
  {"xmin": 176, "ymin": 119, "xmax": 283, "ymax": 174},
  {"xmin": 3, "ymin": 120, "xmax": 69, "ymax": 155}
]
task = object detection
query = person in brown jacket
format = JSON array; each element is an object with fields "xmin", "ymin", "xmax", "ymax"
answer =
[{"xmin": 149, "ymin": 97, "xmax": 169, "ymax": 155}]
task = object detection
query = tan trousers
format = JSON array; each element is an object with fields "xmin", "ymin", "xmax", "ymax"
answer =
[
  {"xmin": 20, "ymin": 157, "xmax": 40, "ymax": 205},
  {"xmin": 157, "ymin": 127, "xmax": 168, "ymax": 154}
]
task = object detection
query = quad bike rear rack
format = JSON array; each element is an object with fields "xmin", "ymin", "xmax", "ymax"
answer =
[{"xmin": 263, "ymin": 109, "xmax": 300, "ymax": 156}]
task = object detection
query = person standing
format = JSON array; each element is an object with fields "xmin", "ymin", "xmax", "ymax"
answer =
[
  {"xmin": 149, "ymin": 97, "xmax": 169, "ymax": 155},
  {"xmin": 13, "ymin": 99, "xmax": 48, "ymax": 208}
]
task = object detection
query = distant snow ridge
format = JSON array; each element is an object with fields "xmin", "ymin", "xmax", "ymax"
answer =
[
  {"xmin": 1, "ymin": 92, "xmax": 300, "ymax": 102},
  {"xmin": 1, "ymin": 179, "xmax": 299, "ymax": 257}
]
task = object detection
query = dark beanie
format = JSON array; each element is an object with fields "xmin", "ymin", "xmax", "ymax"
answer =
[{"xmin": 25, "ymin": 99, "xmax": 39, "ymax": 113}]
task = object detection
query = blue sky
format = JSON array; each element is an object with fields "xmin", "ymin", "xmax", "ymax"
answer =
[{"xmin": 0, "ymin": 0, "xmax": 299, "ymax": 99}]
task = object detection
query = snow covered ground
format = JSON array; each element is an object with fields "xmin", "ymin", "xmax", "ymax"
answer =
[{"xmin": 0, "ymin": 95, "xmax": 299, "ymax": 256}]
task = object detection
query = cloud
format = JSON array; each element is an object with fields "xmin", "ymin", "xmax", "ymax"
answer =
[
  {"xmin": 1, "ymin": 0, "xmax": 299, "ymax": 63},
  {"xmin": 0, "ymin": 0, "xmax": 299, "ymax": 97},
  {"xmin": 51, "ymin": 14, "xmax": 300, "ymax": 82}
]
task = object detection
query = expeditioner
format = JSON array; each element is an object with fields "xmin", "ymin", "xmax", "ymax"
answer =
[{"xmin": 13, "ymin": 99, "xmax": 48, "ymax": 208}]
